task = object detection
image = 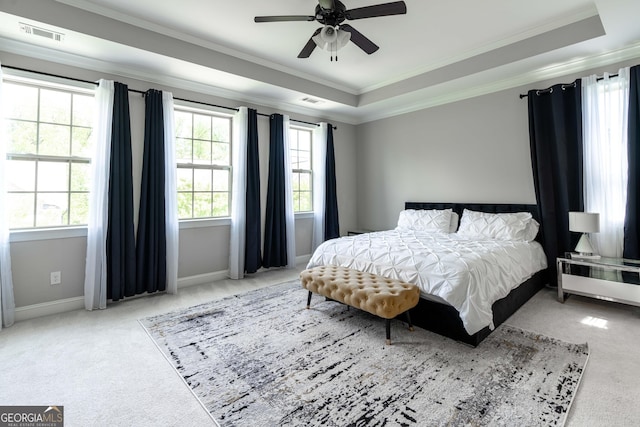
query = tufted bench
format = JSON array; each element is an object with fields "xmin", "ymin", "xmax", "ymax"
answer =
[{"xmin": 300, "ymin": 265, "xmax": 420, "ymax": 345}]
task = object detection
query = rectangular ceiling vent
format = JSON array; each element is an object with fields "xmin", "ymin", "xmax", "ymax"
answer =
[
  {"xmin": 301, "ymin": 97, "xmax": 323, "ymax": 105},
  {"xmin": 20, "ymin": 23, "xmax": 65, "ymax": 42}
]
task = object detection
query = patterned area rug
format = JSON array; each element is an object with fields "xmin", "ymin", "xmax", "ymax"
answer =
[{"xmin": 140, "ymin": 281, "xmax": 589, "ymax": 426}]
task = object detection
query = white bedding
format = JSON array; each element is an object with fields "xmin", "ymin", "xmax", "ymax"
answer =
[{"xmin": 306, "ymin": 229, "xmax": 548, "ymax": 335}]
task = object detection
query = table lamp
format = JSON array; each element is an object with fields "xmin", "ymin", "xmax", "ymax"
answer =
[{"xmin": 569, "ymin": 212, "xmax": 600, "ymax": 258}]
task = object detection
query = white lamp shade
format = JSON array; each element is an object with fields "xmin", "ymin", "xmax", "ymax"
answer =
[
  {"xmin": 313, "ymin": 26, "xmax": 351, "ymax": 51},
  {"xmin": 569, "ymin": 212, "xmax": 600, "ymax": 233}
]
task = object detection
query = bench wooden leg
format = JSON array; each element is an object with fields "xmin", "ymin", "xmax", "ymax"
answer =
[
  {"xmin": 386, "ymin": 319, "xmax": 391, "ymax": 345},
  {"xmin": 306, "ymin": 291, "xmax": 312, "ymax": 309}
]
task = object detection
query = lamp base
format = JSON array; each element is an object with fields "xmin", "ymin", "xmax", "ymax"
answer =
[{"xmin": 574, "ymin": 233, "xmax": 599, "ymax": 258}]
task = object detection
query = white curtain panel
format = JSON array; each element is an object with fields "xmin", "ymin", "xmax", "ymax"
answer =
[
  {"xmin": 283, "ymin": 115, "xmax": 297, "ymax": 268},
  {"xmin": 162, "ymin": 92, "xmax": 179, "ymax": 294},
  {"xmin": 229, "ymin": 107, "xmax": 248, "ymax": 279},
  {"xmin": 0, "ymin": 63, "xmax": 16, "ymax": 328},
  {"xmin": 312, "ymin": 123, "xmax": 328, "ymax": 252},
  {"xmin": 582, "ymin": 68, "xmax": 630, "ymax": 258},
  {"xmin": 83, "ymin": 79, "xmax": 114, "ymax": 310}
]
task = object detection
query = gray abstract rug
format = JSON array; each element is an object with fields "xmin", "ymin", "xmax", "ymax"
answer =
[{"xmin": 140, "ymin": 281, "xmax": 589, "ymax": 426}]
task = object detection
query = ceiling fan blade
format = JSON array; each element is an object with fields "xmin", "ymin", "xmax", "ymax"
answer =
[
  {"xmin": 339, "ymin": 24, "xmax": 379, "ymax": 54},
  {"xmin": 298, "ymin": 28, "xmax": 322, "ymax": 58},
  {"xmin": 345, "ymin": 1, "xmax": 407, "ymax": 20},
  {"xmin": 254, "ymin": 15, "xmax": 316, "ymax": 23},
  {"xmin": 318, "ymin": 0, "xmax": 335, "ymax": 11}
]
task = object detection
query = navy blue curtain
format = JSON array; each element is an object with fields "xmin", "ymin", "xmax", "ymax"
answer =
[
  {"xmin": 624, "ymin": 66, "xmax": 640, "ymax": 258},
  {"xmin": 245, "ymin": 108, "xmax": 262, "ymax": 273},
  {"xmin": 263, "ymin": 114, "xmax": 288, "ymax": 268},
  {"xmin": 135, "ymin": 89, "xmax": 167, "ymax": 294},
  {"xmin": 324, "ymin": 124, "xmax": 340, "ymax": 240},
  {"xmin": 106, "ymin": 82, "xmax": 136, "ymax": 301},
  {"xmin": 527, "ymin": 82, "xmax": 583, "ymax": 285}
]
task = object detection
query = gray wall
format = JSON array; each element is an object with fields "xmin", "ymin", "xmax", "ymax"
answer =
[
  {"xmin": 4, "ymin": 53, "xmax": 358, "ymax": 308},
  {"xmin": 356, "ymin": 57, "xmax": 640, "ymax": 232}
]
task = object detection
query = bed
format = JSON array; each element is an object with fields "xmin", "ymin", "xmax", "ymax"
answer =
[{"xmin": 306, "ymin": 202, "xmax": 548, "ymax": 346}]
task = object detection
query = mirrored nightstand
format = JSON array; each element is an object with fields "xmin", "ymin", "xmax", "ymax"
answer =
[{"xmin": 557, "ymin": 252, "xmax": 640, "ymax": 307}]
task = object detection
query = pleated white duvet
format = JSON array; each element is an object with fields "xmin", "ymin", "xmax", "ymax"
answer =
[{"xmin": 306, "ymin": 230, "xmax": 548, "ymax": 335}]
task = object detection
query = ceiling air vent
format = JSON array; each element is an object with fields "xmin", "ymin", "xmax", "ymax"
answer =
[
  {"xmin": 301, "ymin": 97, "xmax": 323, "ymax": 104},
  {"xmin": 20, "ymin": 23, "xmax": 65, "ymax": 42}
]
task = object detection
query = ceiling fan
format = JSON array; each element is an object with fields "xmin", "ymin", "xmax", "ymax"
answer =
[{"xmin": 254, "ymin": 0, "xmax": 407, "ymax": 59}]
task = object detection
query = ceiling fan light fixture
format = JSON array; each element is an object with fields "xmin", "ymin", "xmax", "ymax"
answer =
[{"xmin": 313, "ymin": 25, "xmax": 351, "ymax": 51}]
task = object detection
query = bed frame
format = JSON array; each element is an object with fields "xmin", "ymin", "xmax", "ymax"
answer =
[{"xmin": 403, "ymin": 202, "xmax": 548, "ymax": 346}]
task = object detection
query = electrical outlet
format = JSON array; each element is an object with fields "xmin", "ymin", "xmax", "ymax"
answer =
[{"xmin": 50, "ymin": 271, "xmax": 61, "ymax": 285}]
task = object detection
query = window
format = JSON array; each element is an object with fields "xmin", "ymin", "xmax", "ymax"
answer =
[
  {"xmin": 174, "ymin": 107, "xmax": 232, "ymax": 219},
  {"xmin": 3, "ymin": 79, "xmax": 94, "ymax": 229},
  {"xmin": 289, "ymin": 126, "xmax": 313, "ymax": 212},
  {"xmin": 582, "ymin": 73, "xmax": 629, "ymax": 257}
]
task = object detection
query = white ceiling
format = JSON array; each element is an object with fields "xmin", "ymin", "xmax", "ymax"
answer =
[{"xmin": 1, "ymin": 0, "xmax": 640, "ymax": 124}]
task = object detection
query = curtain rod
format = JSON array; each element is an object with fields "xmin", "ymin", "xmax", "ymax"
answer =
[
  {"xmin": 519, "ymin": 73, "xmax": 620, "ymax": 99},
  {"xmin": 1, "ymin": 64, "xmax": 336, "ymax": 129}
]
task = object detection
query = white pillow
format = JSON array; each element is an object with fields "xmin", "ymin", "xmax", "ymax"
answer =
[
  {"xmin": 396, "ymin": 209, "xmax": 452, "ymax": 233},
  {"xmin": 449, "ymin": 211, "xmax": 459, "ymax": 233},
  {"xmin": 457, "ymin": 209, "xmax": 538, "ymax": 241}
]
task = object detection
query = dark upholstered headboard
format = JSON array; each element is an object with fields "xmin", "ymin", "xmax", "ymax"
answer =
[{"xmin": 404, "ymin": 202, "xmax": 543, "ymax": 244}]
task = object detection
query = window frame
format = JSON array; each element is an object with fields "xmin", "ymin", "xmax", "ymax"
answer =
[
  {"xmin": 3, "ymin": 72, "xmax": 96, "ymax": 238},
  {"xmin": 289, "ymin": 124, "xmax": 314, "ymax": 214},
  {"xmin": 173, "ymin": 102, "xmax": 234, "ymax": 222}
]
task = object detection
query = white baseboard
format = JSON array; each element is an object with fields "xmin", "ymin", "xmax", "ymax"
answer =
[
  {"xmin": 177, "ymin": 270, "xmax": 229, "ymax": 288},
  {"xmin": 15, "ymin": 296, "xmax": 85, "ymax": 323},
  {"xmin": 12, "ymin": 257, "xmax": 312, "ymax": 323},
  {"xmin": 296, "ymin": 254, "xmax": 311, "ymax": 266}
]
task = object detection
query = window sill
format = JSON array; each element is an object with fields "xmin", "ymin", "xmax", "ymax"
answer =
[
  {"xmin": 179, "ymin": 217, "xmax": 231, "ymax": 229},
  {"xmin": 9, "ymin": 214, "xmax": 314, "ymax": 242},
  {"xmin": 10, "ymin": 226, "xmax": 88, "ymax": 243},
  {"xmin": 295, "ymin": 212, "xmax": 314, "ymax": 219}
]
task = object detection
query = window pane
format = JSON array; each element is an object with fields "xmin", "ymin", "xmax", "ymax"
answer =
[
  {"xmin": 194, "ymin": 192, "xmax": 212, "ymax": 217},
  {"xmin": 72, "ymin": 127, "xmax": 92, "ymax": 157},
  {"xmin": 300, "ymin": 172, "xmax": 311, "ymax": 191},
  {"xmin": 212, "ymin": 142, "xmax": 230, "ymax": 166},
  {"xmin": 292, "ymin": 172, "xmax": 300, "ymax": 191},
  {"xmin": 212, "ymin": 193, "xmax": 229, "ymax": 217},
  {"xmin": 212, "ymin": 117, "xmax": 230, "ymax": 141},
  {"xmin": 193, "ymin": 140, "xmax": 211, "ymax": 164},
  {"xmin": 298, "ymin": 151, "xmax": 311, "ymax": 170},
  {"xmin": 299, "ymin": 191, "xmax": 312, "ymax": 212},
  {"xmin": 291, "ymin": 149, "xmax": 299, "ymax": 169},
  {"xmin": 193, "ymin": 114, "xmax": 211, "ymax": 140},
  {"xmin": 72, "ymin": 94, "xmax": 94, "ymax": 127},
  {"xmin": 38, "ymin": 161, "xmax": 69, "ymax": 192},
  {"xmin": 176, "ymin": 137, "xmax": 192, "ymax": 163},
  {"xmin": 177, "ymin": 168, "xmax": 193, "ymax": 191},
  {"xmin": 6, "ymin": 120, "xmax": 37, "ymax": 154},
  {"xmin": 194, "ymin": 169, "xmax": 212, "ymax": 191},
  {"xmin": 175, "ymin": 111, "xmax": 192, "ymax": 138},
  {"xmin": 7, "ymin": 160, "xmax": 36, "ymax": 191},
  {"xmin": 40, "ymin": 89, "xmax": 71, "ymax": 124},
  {"xmin": 212, "ymin": 169, "xmax": 229, "ymax": 191},
  {"xmin": 293, "ymin": 191, "xmax": 300, "ymax": 212},
  {"xmin": 177, "ymin": 192, "xmax": 193, "ymax": 219},
  {"xmin": 3, "ymin": 84, "xmax": 38, "ymax": 120},
  {"xmin": 39, "ymin": 123, "xmax": 71, "ymax": 156},
  {"xmin": 69, "ymin": 193, "xmax": 89, "ymax": 225},
  {"xmin": 70, "ymin": 163, "xmax": 90, "ymax": 191},
  {"xmin": 7, "ymin": 193, "xmax": 35, "ymax": 228},
  {"xmin": 298, "ymin": 131, "xmax": 311, "ymax": 151},
  {"xmin": 36, "ymin": 193, "xmax": 68, "ymax": 227}
]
